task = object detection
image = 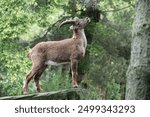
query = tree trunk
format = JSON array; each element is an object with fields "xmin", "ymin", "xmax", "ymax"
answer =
[
  {"xmin": 81, "ymin": 0, "xmax": 100, "ymax": 22},
  {"xmin": 125, "ymin": 0, "xmax": 150, "ymax": 100},
  {"xmin": 70, "ymin": 0, "xmax": 77, "ymax": 17}
]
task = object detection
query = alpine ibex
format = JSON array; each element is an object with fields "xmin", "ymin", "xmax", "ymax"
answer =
[{"xmin": 23, "ymin": 17, "xmax": 90, "ymax": 95}]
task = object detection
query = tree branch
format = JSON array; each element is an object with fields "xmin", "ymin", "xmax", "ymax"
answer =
[
  {"xmin": 18, "ymin": 15, "xmax": 71, "ymax": 48},
  {"xmin": 102, "ymin": 5, "xmax": 133, "ymax": 13}
]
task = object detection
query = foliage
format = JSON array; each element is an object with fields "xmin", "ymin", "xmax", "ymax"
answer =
[
  {"xmin": 0, "ymin": 0, "xmax": 69, "ymax": 96},
  {"xmin": 106, "ymin": 78, "xmax": 121, "ymax": 100},
  {"xmin": 0, "ymin": 0, "xmax": 134, "ymax": 99},
  {"xmin": 41, "ymin": 67, "xmax": 71, "ymax": 92},
  {"xmin": 80, "ymin": 79, "xmax": 102, "ymax": 100},
  {"xmin": 78, "ymin": 20, "xmax": 129, "ymax": 99}
]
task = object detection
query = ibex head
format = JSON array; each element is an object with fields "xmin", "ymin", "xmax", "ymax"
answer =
[{"xmin": 59, "ymin": 17, "xmax": 91, "ymax": 29}]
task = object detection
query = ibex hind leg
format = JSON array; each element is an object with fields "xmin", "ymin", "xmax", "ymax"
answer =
[
  {"xmin": 23, "ymin": 70, "xmax": 36, "ymax": 95},
  {"xmin": 23, "ymin": 64, "xmax": 44, "ymax": 95},
  {"xmin": 34, "ymin": 65, "xmax": 47, "ymax": 93}
]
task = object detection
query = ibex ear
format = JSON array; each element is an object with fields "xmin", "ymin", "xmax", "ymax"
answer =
[
  {"xmin": 69, "ymin": 25, "xmax": 77, "ymax": 30},
  {"xmin": 73, "ymin": 17, "xmax": 79, "ymax": 20},
  {"xmin": 86, "ymin": 17, "xmax": 91, "ymax": 22}
]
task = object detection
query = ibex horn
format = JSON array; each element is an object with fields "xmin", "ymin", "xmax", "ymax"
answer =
[{"xmin": 59, "ymin": 19, "xmax": 75, "ymax": 28}]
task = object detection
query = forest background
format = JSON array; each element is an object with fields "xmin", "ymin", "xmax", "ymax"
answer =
[{"xmin": 0, "ymin": 0, "xmax": 135, "ymax": 99}]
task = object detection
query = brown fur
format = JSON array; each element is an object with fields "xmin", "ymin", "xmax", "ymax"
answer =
[{"xmin": 23, "ymin": 17, "xmax": 90, "ymax": 95}]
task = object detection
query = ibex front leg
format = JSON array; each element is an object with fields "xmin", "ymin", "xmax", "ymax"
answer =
[{"xmin": 71, "ymin": 59, "xmax": 78, "ymax": 88}]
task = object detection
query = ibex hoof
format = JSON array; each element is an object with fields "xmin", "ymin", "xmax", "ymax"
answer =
[
  {"xmin": 24, "ymin": 92, "xmax": 28, "ymax": 95},
  {"xmin": 73, "ymin": 85, "xmax": 78, "ymax": 88}
]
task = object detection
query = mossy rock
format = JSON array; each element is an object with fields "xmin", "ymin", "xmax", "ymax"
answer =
[{"xmin": 0, "ymin": 89, "xmax": 81, "ymax": 100}]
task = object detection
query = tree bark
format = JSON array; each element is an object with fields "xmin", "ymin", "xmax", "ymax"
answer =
[
  {"xmin": 125, "ymin": 0, "xmax": 150, "ymax": 100},
  {"xmin": 70, "ymin": 0, "xmax": 77, "ymax": 17},
  {"xmin": 81, "ymin": 0, "xmax": 100, "ymax": 22}
]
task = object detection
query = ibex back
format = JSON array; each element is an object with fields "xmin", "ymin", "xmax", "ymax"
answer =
[{"xmin": 23, "ymin": 17, "xmax": 91, "ymax": 95}]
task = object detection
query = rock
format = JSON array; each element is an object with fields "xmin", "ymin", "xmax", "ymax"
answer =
[{"xmin": 0, "ymin": 89, "xmax": 81, "ymax": 100}]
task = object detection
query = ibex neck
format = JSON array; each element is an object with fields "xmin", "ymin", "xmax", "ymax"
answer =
[{"xmin": 73, "ymin": 29, "xmax": 87, "ymax": 48}]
